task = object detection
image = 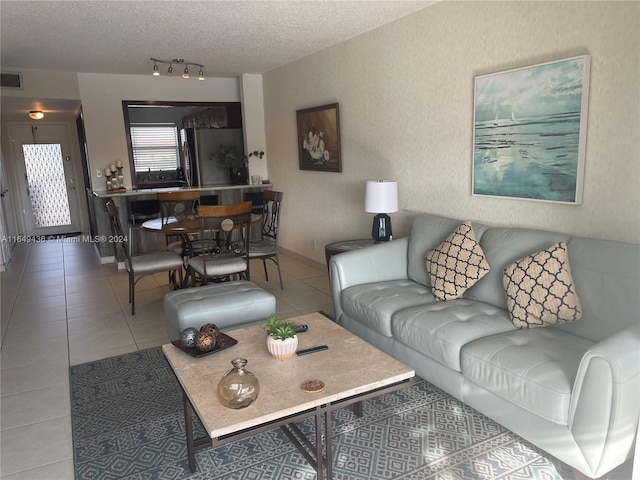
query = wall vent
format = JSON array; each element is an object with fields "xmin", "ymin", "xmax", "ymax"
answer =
[{"xmin": 1, "ymin": 72, "xmax": 23, "ymax": 89}]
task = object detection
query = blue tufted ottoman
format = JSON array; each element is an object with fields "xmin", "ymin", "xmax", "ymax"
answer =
[{"xmin": 163, "ymin": 280, "xmax": 276, "ymax": 340}]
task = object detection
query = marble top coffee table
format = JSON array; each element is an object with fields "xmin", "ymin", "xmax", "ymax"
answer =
[{"xmin": 162, "ymin": 312, "xmax": 415, "ymax": 478}]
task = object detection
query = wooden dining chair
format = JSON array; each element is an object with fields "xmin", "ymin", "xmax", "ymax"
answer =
[
  {"xmin": 106, "ymin": 200, "xmax": 184, "ymax": 315},
  {"xmin": 186, "ymin": 201, "xmax": 253, "ymax": 286},
  {"xmin": 157, "ymin": 190, "xmax": 201, "ymax": 257},
  {"xmin": 248, "ymin": 190, "xmax": 284, "ymax": 289},
  {"xmin": 157, "ymin": 190, "xmax": 200, "ymax": 224}
]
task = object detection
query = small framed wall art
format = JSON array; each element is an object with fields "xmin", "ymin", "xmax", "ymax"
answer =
[
  {"xmin": 296, "ymin": 103, "xmax": 342, "ymax": 172},
  {"xmin": 472, "ymin": 55, "xmax": 590, "ymax": 204}
]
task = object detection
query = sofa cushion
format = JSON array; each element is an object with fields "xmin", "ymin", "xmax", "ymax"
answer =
[
  {"xmin": 341, "ymin": 280, "xmax": 433, "ymax": 337},
  {"xmin": 425, "ymin": 221, "xmax": 490, "ymax": 301},
  {"xmin": 559, "ymin": 237, "xmax": 640, "ymax": 342},
  {"xmin": 503, "ymin": 242, "xmax": 582, "ymax": 328},
  {"xmin": 391, "ymin": 299, "xmax": 515, "ymax": 372},
  {"xmin": 465, "ymin": 227, "xmax": 570, "ymax": 310},
  {"xmin": 461, "ymin": 328, "xmax": 594, "ymax": 425},
  {"xmin": 407, "ymin": 213, "xmax": 488, "ymax": 288}
]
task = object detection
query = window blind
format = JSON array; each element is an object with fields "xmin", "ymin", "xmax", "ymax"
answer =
[{"xmin": 130, "ymin": 125, "xmax": 179, "ymax": 172}]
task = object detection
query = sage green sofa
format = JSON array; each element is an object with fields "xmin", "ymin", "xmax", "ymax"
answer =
[{"xmin": 329, "ymin": 212, "xmax": 639, "ymax": 479}]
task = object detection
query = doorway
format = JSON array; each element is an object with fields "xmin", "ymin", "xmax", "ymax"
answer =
[
  {"xmin": 9, "ymin": 123, "xmax": 82, "ymax": 237},
  {"xmin": 0, "ymin": 149, "xmax": 15, "ymax": 269}
]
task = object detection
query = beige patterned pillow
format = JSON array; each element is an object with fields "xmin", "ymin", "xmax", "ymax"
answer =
[
  {"xmin": 503, "ymin": 242, "xmax": 582, "ymax": 328},
  {"xmin": 425, "ymin": 221, "xmax": 490, "ymax": 301}
]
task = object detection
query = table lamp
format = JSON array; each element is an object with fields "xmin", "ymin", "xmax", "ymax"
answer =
[{"xmin": 365, "ymin": 180, "xmax": 398, "ymax": 242}]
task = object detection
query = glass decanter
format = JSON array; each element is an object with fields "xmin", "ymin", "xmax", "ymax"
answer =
[{"xmin": 217, "ymin": 358, "xmax": 260, "ymax": 409}]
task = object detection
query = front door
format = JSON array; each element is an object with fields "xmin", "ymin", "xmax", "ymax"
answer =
[{"xmin": 9, "ymin": 123, "xmax": 82, "ymax": 237}]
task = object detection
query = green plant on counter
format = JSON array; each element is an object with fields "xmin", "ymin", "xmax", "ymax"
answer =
[
  {"xmin": 211, "ymin": 144, "xmax": 246, "ymax": 170},
  {"xmin": 211, "ymin": 145, "xmax": 265, "ymax": 170}
]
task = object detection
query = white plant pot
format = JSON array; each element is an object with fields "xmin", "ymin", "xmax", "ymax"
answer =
[{"xmin": 266, "ymin": 335, "xmax": 298, "ymax": 360}]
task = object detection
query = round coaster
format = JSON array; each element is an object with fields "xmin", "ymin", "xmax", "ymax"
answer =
[{"xmin": 301, "ymin": 379, "xmax": 325, "ymax": 394}]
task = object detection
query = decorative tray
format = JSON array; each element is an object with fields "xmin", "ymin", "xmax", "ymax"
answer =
[{"xmin": 171, "ymin": 332, "xmax": 238, "ymax": 358}]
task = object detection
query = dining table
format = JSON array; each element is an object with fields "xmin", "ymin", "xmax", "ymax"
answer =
[
  {"xmin": 141, "ymin": 213, "xmax": 262, "ymax": 235},
  {"xmin": 141, "ymin": 216, "xmax": 200, "ymax": 235},
  {"xmin": 142, "ymin": 213, "xmax": 262, "ymax": 256}
]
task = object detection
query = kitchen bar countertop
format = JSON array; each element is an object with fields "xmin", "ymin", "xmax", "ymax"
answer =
[
  {"xmin": 88, "ymin": 183, "xmax": 273, "ymax": 260},
  {"xmin": 92, "ymin": 183, "xmax": 271, "ymax": 198}
]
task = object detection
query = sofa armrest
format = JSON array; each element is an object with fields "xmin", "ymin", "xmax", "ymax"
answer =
[
  {"xmin": 329, "ymin": 237, "xmax": 409, "ymax": 322},
  {"xmin": 569, "ymin": 324, "xmax": 640, "ymax": 477}
]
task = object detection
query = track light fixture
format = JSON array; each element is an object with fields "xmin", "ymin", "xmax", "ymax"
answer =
[{"xmin": 150, "ymin": 58, "xmax": 204, "ymax": 80}]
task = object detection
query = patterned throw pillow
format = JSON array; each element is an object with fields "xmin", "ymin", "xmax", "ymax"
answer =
[
  {"xmin": 425, "ymin": 221, "xmax": 490, "ymax": 301},
  {"xmin": 503, "ymin": 242, "xmax": 582, "ymax": 328}
]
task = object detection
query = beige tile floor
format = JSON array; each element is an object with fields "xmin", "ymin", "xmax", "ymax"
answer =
[{"xmin": 0, "ymin": 239, "xmax": 333, "ymax": 479}]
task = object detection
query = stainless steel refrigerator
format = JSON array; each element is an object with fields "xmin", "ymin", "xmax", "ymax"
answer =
[{"xmin": 181, "ymin": 127, "xmax": 244, "ymax": 187}]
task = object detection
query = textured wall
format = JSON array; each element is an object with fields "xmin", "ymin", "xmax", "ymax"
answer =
[
  {"xmin": 263, "ymin": 1, "xmax": 640, "ymax": 265},
  {"xmin": 1, "ymin": 66, "xmax": 80, "ymax": 100},
  {"xmin": 77, "ymin": 73, "xmax": 240, "ymax": 189}
]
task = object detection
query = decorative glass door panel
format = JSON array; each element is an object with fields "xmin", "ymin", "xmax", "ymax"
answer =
[
  {"xmin": 23, "ymin": 143, "xmax": 72, "ymax": 228},
  {"xmin": 9, "ymin": 123, "xmax": 81, "ymax": 237}
]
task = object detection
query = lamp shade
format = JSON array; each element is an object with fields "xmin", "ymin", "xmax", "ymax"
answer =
[{"xmin": 365, "ymin": 180, "xmax": 398, "ymax": 214}]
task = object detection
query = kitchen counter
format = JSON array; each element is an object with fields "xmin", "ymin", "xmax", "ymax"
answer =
[
  {"xmin": 92, "ymin": 183, "xmax": 271, "ymax": 198},
  {"xmin": 88, "ymin": 183, "xmax": 272, "ymax": 260}
]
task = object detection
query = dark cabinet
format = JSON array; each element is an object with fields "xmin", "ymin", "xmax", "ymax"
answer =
[{"xmin": 182, "ymin": 103, "xmax": 242, "ymax": 129}]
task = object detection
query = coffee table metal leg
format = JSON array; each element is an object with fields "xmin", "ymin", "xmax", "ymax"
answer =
[
  {"xmin": 280, "ymin": 405, "xmax": 333, "ymax": 478},
  {"xmin": 353, "ymin": 400, "xmax": 363, "ymax": 417},
  {"xmin": 183, "ymin": 393, "xmax": 197, "ymax": 473},
  {"xmin": 315, "ymin": 409, "xmax": 324, "ymax": 480},
  {"xmin": 324, "ymin": 409, "xmax": 333, "ymax": 479},
  {"xmin": 280, "ymin": 420, "xmax": 324, "ymax": 473}
]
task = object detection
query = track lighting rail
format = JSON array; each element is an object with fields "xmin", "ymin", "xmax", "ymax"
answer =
[{"xmin": 150, "ymin": 58, "xmax": 205, "ymax": 80}]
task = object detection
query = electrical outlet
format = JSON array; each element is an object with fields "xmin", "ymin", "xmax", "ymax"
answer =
[{"xmin": 96, "ymin": 169, "xmax": 103, "ymax": 178}]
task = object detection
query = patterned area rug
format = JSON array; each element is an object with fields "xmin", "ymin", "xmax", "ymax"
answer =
[{"xmin": 70, "ymin": 347, "xmax": 574, "ymax": 479}]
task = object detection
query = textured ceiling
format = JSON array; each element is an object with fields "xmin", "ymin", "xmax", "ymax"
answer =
[
  {"xmin": 1, "ymin": 0, "xmax": 435, "ymax": 77},
  {"xmin": 1, "ymin": 0, "xmax": 436, "ymax": 117}
]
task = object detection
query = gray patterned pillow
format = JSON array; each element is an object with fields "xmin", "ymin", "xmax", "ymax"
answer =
[
  {"xmin": 425, "ymin": 221, "xmax": 490, "ymax": 301},
  {"xmin": 503, "ymin": 242, "xmax": 582, "ymax": 328}
]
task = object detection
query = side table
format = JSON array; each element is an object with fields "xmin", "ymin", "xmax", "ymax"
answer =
[{"xmin": 325, "ymin": 239, "xmax": 376, "ymax": 271}]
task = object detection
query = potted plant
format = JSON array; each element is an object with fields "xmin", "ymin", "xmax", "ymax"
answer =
[
  {"xmin": 211, "ymin": 144, "xmax": 248, "ymax": 185},
  {"xmin": 264, "ymin": 314, "xmax": 298, "ymax": 360}
]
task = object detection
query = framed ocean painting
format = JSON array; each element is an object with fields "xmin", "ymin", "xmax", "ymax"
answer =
[{"xmin": 472, "ymin": 56, "xmax": 590, "ymax": 204}]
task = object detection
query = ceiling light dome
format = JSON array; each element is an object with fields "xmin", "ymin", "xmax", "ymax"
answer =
[{"xmin": 29, "ymin": 110, "xmax": 44, "ymax": 120}]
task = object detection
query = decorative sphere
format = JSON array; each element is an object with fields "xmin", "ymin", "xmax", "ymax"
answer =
[
  {"xmin": 180, "ymin": 327, "xmax": 199, "ymax": 348},
  {"xmin": 200, "ymin": 323, "xmax": 220, "ymax": 337},
  {"xmin": 195, "ymin": 331, "xmax": 216, "ymax": 352}
]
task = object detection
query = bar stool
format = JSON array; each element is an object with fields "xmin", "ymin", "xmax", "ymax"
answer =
[
  {"xmin": 157, "ymin": 190, "xmax": 201, "ymax": 259},
  {"xmin": 127, "ymin": 199, "xmax": 160, "ymax": 256},
  {"xmin": 244, "ymin": 191, "xmax": 265, "ymax": 240},
  {"xmin": 200, "ymin": 194, "xmax": 219, "ymax": 206}
]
